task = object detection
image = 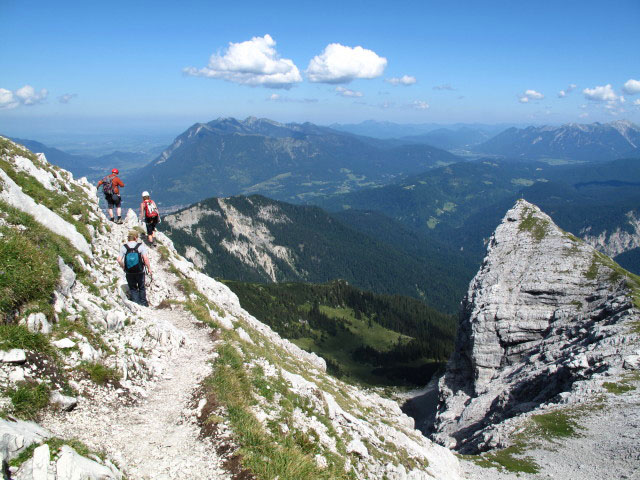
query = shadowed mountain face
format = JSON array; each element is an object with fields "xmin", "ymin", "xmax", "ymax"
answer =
[
  {"xmin": 162, "ymin": 194, "xmax": 475, "ymax": 314},
  {"xmin": 125, "ymin": 117, "xmax": 461, "ymax": 208},
  {"xmin": 475, "ymin": 120, "xmax": 640, "ymax": 162}
]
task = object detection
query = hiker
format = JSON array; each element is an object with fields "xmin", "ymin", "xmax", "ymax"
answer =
[
  {"xmin": 139, "ymin": 191, "xmax": 160, "ymax": 246},
  {"xmin": 117, "ymin": 230, "xmax": 152, "ymax": 306},
  {"xmin": 97, "ymin": 168, "xmax": 125, "ymax": 223}
]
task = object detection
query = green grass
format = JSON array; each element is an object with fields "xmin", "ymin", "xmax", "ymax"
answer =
[
  {"xmin": 157, "ymin": 245, "xmax": 171, "ymax": 262},
  {"xmin": 77, "ymin": 362, "xmax": 121, "ymax": 385},
  {"xmin": 0, "ymin": 324, "xmax": 54, "ymax": 355},
  {"xmin": 463, "ymin": 443, "xmax": 539, "ymax": 474},
  {"xmin": 603, "ymin": 381, "xmax": 636, "ymax": 395},
  {"xmin": 531, "ymin": 410, "xmax": 582, "ymax": 438},
  {"xmin": 6, "ymin": 381, "xmax": 51, "ymax": 420},
  {"xmin": 205, "ymin": 340, "xmax": 353, "ymax": 480},
  {"xmin": 518, "ymin": 206, "xmax": 549, "ymax": 242},
  {"xmin": 0, "ymin": 226, "xmax": 59, "ymax": 317},
  {"xmin": 0, "ymin": 201, "xmax": 88, "ymax": 321}
]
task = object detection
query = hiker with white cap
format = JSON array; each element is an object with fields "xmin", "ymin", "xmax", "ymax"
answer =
[{"xmin": 139, "ymin": 191, "xmax": 160, "ymax": 246}]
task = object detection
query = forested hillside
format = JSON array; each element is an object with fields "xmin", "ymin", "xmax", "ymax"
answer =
[
  {"xmin": 163, "ymin": 194, "xmax": 472, "ymax": 313},
  {"xmin": 225, "ymin": 280, "xmax": 456, "ymax": 386}
]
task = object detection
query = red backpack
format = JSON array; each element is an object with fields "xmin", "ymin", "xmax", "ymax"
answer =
[{"xmin": 143, "ymin": 199, "xmax": 159, "ymax": 218}]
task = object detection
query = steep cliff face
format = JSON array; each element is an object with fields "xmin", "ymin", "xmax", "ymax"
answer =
[{"xmin": 433, "ymin": 199, "xmax": 640, "ymax": 453}]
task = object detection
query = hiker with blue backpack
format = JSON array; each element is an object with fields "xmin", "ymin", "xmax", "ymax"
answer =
[{"xmin": 117, "ymin": 230, "xmax": 153, "ymax": 306}]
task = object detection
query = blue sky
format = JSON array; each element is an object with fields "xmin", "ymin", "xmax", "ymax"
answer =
[{"xmin": 1, "ymin": 0, "xmax": 639, "ymax": 136}]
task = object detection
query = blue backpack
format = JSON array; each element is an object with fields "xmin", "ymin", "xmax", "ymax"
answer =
[{"xmin": 124, "ymin": 243, "xmax": 143, "ymax": 273}]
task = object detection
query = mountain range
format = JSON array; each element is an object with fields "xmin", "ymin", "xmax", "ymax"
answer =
[
  {"xmin": 124, "ymin": 117, "xmax": 461, "ymax": 208},
  {"xmin": 475, "ymin": 120, "xmax": 640, "ymax": 162}
]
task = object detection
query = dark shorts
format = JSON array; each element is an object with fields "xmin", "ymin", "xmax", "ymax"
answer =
[
  {"xmin": 106, "ymin": 193, "xmax": 121, "ymax": 208},
  {"xmin": 145, "ymin": 216, "xmax": 159, "ymax": 235}
]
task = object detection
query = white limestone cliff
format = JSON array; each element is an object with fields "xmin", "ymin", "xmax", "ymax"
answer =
[{"xmin": 432, "ymin": 199, "xmax": 640, "ymax": 454}]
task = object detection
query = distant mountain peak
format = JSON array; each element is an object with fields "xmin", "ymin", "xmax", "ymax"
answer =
[{"xmin": 477, "ymin": 119, "xmax": 640, "ymax": 161}]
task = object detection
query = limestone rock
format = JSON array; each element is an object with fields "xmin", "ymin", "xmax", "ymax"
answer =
[
  {"xmin": 124, "ymin": 208, "xmax": 138, "ymax": 228},
  {"xmin": 1, "ymin": 349, "xmax": 26, "ymax": 364},
  {"xmin": 55, "ymin": 445, "xmax": 120, "ymax": 480},
  {"xmin": 32, "ymin": 443, "xmax": 50, "ymax": 480},
  {"xmin": 53, "ymin": 338, "xmax": 76, "ymax": 349},
  {"xmin": 79, "ymin": 343, "xmax": 101, "ymax": 363},
  {"xmin": 432, "ymin": 199, "xmax": 640, "ymax": 453},
  {"xmin": 9, "ymin": 368, "xmax": 25, "ymax": 383},
  {"xmin": 27, "ymin": 313, "xmax": 51, "ymax": 335},
  {"xmin": 50, "ymin": 391, "xmax": 78, "ymax": 411},
  {"xmin": 0, "ymin": 418, "xmax": 51, "ymax": 464},
  {"xmin": 57, "ymin": 257, "xmax": 76, "ymax": 297},
  {"xmin": 105, "ymin": 310, "xmax": 125, "ymax": 331}
]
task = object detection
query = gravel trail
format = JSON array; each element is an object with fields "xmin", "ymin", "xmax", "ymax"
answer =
[{"xmin": 44, "ymin": 307, "xmax": 228, "ymax": 479}]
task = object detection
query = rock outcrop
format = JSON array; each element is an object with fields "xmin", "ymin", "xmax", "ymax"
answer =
[{"xmin": 432, "ymin": 199, "xmax": 640, "ymax": 453}]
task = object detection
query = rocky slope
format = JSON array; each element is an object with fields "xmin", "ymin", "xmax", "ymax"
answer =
[
  {"xmin": 0, "ymin": 137, "xmax": 461, "ymax": 479},
  {"xmin": 431, "ymin": 199, "xmax": 640, "ymax": 459}
]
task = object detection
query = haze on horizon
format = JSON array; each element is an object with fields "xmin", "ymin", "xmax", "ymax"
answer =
[{"xmin": 1, "ymin": 0, "xmax": 639, "ymax": 138}]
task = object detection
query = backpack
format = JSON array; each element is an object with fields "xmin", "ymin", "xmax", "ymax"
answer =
[
  {"xmin": 144, "ymin": 199, "xmax": 159, "ymax": 218},
  {"xmin": 124, "ymin": 243, "xmax": 144, "ymax": 273},
  {"xmin": 101, "ymin": 175, "xmax": 114, "ymax": 195}
]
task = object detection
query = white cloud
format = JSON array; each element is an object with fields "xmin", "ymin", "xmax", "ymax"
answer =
[
  {"xmin": 15, "ymin": 85, "xmax": 48, "ymax": 105},
  {"xmin": 0, "ymin": 85, "xmax": 47, "ymax": 109},
  {"xmin": 634, "ymin": 99, "xmax": 640, "ymax": 106},
  {"xmin": 306, "ymin": 43, "xmax": 387, "ymax": 84},
  {"xmin": 387, "ymin": 75, "xmax": 416, "ymax": 86},
  {"xmin": 519, "ymin": 89, "xmax": 544, "ymax": 103},
  {"xmin": 583, "ymin": 84, "xmax": 618, "ymax": 102},
  {"xmin": 267, "ymin": 93, "xmax": 317, "ymax": 103},
  {"xmin": 183, "ymin": 34, "xmax": 302, "ymax": 89},
  {"xmin": 58, "ymin": 93, "xmax": 77, "ymax": 104},
  {"xmin": 622, "ymin": 79, "xmax": 640, "ymax": 95},
  {"xmin": 558, "ymin": 84, "xmax": 577, "ymax": 98},
  {"xmin": 411, "ymin": 100, "xmax": 429, "ymax": 110},
  {"xmin": 335, "ymin": 86, "xmax": 363, "ymax": 97},
  {"xmin": 433, "ymin": 84, "xmax": 455, "ymax": 91},
  {"xmin": 0, "ymin": 88, "xmax": 18, "ymax": 109},
  {"xmin": 579, "ymin": 112, "xmax": 589, "ymax": 118}
]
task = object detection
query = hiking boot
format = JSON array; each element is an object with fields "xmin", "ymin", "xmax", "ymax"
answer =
[
  {"xmin": 110, "ymin": 217, "xmax": 115, "ymax": 222},
  {"xmin": 116, "ymin": 217, "xmax": 123, "ymax": 224}
]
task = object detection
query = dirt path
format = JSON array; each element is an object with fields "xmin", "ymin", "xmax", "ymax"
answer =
[{"xmin": 43, "ymin": 305, "xmax": 229, "ymax": 480}]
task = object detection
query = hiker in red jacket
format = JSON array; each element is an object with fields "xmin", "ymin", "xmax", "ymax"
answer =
[
  {"xmin": 97, "ymin": 168, "xmax": 125, "ymax": 223},
  {"xmin": 139, "ymin": 191, "xmax": 160, "ymax": 246}
]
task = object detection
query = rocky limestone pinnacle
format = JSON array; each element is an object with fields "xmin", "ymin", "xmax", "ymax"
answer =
[{"xmin": 432, "ymin": 199, "xmax": 640, "ymax": 453}]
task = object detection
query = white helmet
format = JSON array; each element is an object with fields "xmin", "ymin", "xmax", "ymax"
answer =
[{"xmin": 142, "ymin": 191, "xmax": 150, "ymax": 197}]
